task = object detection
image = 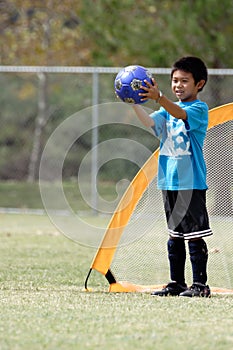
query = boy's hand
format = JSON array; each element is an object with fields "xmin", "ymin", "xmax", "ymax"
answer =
[{"xmin": 139, "ymin": 78, "xmax": 160, "ymax": 102}]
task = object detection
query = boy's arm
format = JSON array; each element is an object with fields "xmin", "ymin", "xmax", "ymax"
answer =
[
  {"xmin": 157, "ymin": 95, "xmax": 187, "ymax": 120},
  {"xmin": 140, "ymin": 78, "xmax": 187, "ymax": 120},
  {"xmin": 132, "ymin": 105, "xmax": 155, "ymax": 128}
]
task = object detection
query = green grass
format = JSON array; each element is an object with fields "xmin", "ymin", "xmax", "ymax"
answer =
[
  {"xmin": 0, "ymin": 181, "xmax": 43, "ymax": 208},
  {"xmin": 0, "ymin": 181, "xmax": 120, "ymax": 211},
  {"xmin": 0, "ymin": 213, "xmax": 233, "ymax": 350}
]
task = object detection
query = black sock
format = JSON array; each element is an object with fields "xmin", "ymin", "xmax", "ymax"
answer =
[
  {"xmin": 188, "ymin": 239, "xmax": 208, "ymax": 284},
  {"xmin": 167, "ymin": 238, "xmax": 186, "ymax": 285}
]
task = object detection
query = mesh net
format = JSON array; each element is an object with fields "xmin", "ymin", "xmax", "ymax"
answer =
[{"xmin": 110, "ymin": 120, "xmax": 233, "ymax": 289}]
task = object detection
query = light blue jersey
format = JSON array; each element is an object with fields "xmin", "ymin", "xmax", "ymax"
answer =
[{"xmin": 150, "ymin": 100, "xmax": 208, "ymax": 190}]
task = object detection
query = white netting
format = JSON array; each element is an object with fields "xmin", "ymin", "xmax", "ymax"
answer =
[{"xmin": 110, "ymin": 120, "xmax": 233, "ymax": 289}]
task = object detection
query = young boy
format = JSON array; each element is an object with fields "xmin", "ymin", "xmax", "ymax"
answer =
[{"xmin": 132, "ymin": 56, "xmax": 212, "ymax": 297}]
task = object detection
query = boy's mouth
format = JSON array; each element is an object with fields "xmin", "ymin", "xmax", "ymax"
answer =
[{"xmin": 176, "ymin": 90, "xmax": 184, "ymax": 97}]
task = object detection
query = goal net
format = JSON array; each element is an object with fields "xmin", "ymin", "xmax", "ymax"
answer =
[{"xmin": 85, "ymin": 103, "xmax": 233, "ymax": 294}]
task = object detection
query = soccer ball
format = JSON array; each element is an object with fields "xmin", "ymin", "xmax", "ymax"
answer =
[{"xmin": 114, "ymin": 65, "xmax": 153, "ymax": 104}]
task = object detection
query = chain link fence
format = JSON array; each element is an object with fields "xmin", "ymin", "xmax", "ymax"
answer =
[{"xmin": 0, "ymin": 66, "xmax": 232, "ymax": 206}]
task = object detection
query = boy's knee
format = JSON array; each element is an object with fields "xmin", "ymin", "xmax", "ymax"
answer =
[
  {"xmin": 168, "ymin": 238, "xmax": 185, "ymax": 256},
  {"xmin": 188, "ymin": 239, "xmax": 208, "ymax": 259}
]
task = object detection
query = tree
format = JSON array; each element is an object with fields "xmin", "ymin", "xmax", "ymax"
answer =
[
  {"xmin": 0, "ymin": 0, "xmax": 232, "ymax": 183},
  {"xmin": 1, "ymin": 0, "xmax": 232, "ymax": 67},
  {"xmin": 78, "ymin": 0, "xmax": 233, "ymax": 68},
  {"xmin": 0, "ymin": 0, "xmax": 89, "ymax": 65},
  {"xmin": 1, "ymin": 0, "xmax": 90, "ymax": 181}
]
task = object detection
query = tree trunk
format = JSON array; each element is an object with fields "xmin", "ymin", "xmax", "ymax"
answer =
[{"xmin": 27, "ymin": 72, "xmax": 48, "ymax": 182}]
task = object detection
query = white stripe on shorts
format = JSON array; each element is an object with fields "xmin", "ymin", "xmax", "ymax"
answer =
[{"xmin": 168, "ymin": 228, "xmax": 213, "ymax": 240}]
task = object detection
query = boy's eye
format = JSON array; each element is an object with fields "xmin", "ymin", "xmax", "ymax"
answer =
[{"xmin": 172, "ymin": 79, "xmax": 189, "ymax": 83}]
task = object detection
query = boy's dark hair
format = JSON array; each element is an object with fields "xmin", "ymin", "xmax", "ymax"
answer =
[{"xmin": 171, "ymin": 56, "xmax": 208, "ymax": 92}]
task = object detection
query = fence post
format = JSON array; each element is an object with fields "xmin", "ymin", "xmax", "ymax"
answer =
[{"xmin": 91, "ymin": 72, "xmax": 99, "ymax": 214}]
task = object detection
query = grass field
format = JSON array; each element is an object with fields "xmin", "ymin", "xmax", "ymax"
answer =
[
  {"xmin": 0, "ymin": 181, "xmax": 121, "ymax": 211},
  {"xmin": 0, "ymin": 213, "xmax": 233, "ymax": 350}
]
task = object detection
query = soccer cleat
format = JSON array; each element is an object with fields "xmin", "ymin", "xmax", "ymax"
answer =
[
  {"xmin": 179, "ymin": 282, "xmax": 211, "ymax": 297},
  {"xmin": 151, "ymin": 281, "xmax": 188, "ymax": 296}
]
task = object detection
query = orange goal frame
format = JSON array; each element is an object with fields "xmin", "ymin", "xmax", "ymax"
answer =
[{"xmin": 84, "ymin": 103, "xmax": 233, "ymax": 294}]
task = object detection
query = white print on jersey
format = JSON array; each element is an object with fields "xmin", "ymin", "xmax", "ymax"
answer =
[{"xmin": 160, "ymin": 119, "xmax": 191, "ymax": 157}]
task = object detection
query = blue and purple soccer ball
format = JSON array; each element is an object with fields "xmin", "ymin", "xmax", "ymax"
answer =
[{"xmin": 114, "ymin": 65, "xmax": 153, "ymax": 104}]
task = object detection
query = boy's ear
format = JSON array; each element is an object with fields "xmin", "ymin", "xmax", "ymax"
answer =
[{"xmin": 197, "ymin": 79, "xmax": 206, "ymax": 90}]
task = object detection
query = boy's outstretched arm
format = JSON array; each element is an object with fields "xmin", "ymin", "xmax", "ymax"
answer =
[
  {"xmin": 155, "ymin": 94, "xmax": 187, "ymax": 120},
  {"xmin": 132, "ymin": 105, "xmax": 155, "ymax": 128}
]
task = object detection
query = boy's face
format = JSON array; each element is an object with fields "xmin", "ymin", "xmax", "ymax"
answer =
[{"xmin": 171, "ymin": 70, "xmax": 204, "ymax": 102}]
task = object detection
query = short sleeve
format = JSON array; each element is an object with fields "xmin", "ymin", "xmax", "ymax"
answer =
[
  {"xmin": 184, "ymin": 101, "xmax": 208, "ymax": 131},
  {"xmin": 150, "ymin": 107, "xmax": 167, "ymax": 137}
]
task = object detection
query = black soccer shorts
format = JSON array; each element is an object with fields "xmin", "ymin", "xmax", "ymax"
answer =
[{"xmin": 162, "ymin": 189, "xmax": 213, "ymax": 240}]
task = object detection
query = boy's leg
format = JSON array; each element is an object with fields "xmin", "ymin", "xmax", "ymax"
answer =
[
  {"xmin": 167, "ymin": 237, "xmax": 186, "ymax": 286},
  {"xmin": 180, "ymin": 238, "xmax": 211, "ymax": 297},
  {"xmin": 188, "ymin": 239, "xmax": 208, "ymax": 284},
  {"xmin": 162, "ymin": 190, "xmax": 187, "ymax": 286},
  {"xmin": 152, "ymin": 190, "xmax": 187, "ymax": 296},
  {"xmin": 175, "ymin": 190, "xmax": 211, "ymax": 297},
  {"xmin": 151, "ymin": 237, "xmax": 187, "ymax": 296}
]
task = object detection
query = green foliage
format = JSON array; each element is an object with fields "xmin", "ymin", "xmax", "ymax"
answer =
[
  {"xmin": 1, "ymin": 0, "xmax": 232, "ymax": 67},
  {"xmin": 1, "ymin": 0, "xmax": 85, "ymax": 65},
  {"xmin": 78, "ymin": 0, "xmax": 232, "ymax": 68},
  {"xmin": 0, "ymin": 180, "xmax": 131, "ymax": 211},
  {"xmin": 0, "ymin": 0, "xmax": 232, "ymax": 180},
  {"xmin": 0, "ymin": 73, "xmax": 93, "ymax": 180}
]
